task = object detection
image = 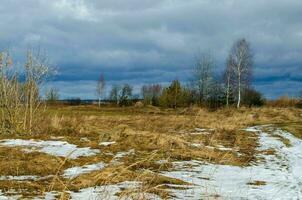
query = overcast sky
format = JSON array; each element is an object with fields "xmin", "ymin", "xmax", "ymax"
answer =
[{"xmin": 0, "ymin": 0, "xmax": 301, "ymax": 99}]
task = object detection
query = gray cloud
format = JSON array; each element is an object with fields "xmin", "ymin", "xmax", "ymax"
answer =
[{"xmin": 1, "ymin": 0, "xmax": 301, "ymax": 99}]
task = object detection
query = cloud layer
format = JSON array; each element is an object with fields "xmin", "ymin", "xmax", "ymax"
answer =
[{"xmin": 1, "ymin": 0, "xmax": 301, "ymax": 99}]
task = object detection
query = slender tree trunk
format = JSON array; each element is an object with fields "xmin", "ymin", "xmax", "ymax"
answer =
[
  {"xmin": 226, "ymin": 77, "xmax": 230, "ymax": 107},
  {"xmin": 237, "ymin": 73, "xmax": 241, "ymax": 109},
  {"xmin": 98, "ymin": 97, "xmax": 101, "ymax": 107},
  {"xmin": 174, "ymin": 86, "xmax": 177, "ymax": 108}
]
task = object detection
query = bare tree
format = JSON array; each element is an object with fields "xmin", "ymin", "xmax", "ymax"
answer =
[
  {"xmin": 224, "ymin": 55, "xmax": 235, "ymax": 107},
  {"xmin": 45, "ymin": 88, "xmax": 59, "ymax": 104},
  {"xmin": 141, "ymin": 84, "xmax": 162, "ymax": 105},
  {"xmin": 0, "ymin": 49, "xmax": 54, "ymax": 134},
  {"xmin": 109, "ymin": 85, "xmax": 120, "ymax": 105},
  {"xmin": 228, "ymin": 39, "xmax": 253, "ymax": 108},
  {"xmin": 24, "ymin": 49, "xmax": 53, "ymax": 133},
  {"xmin": 96, "ymin": 73, "xmax": 105, "ymax": 107},
  {"xmin": 193, "ymin": 52, "xmax": 214, "ymax": 105}
]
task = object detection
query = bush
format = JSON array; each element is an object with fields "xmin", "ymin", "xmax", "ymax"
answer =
[
  {"xmin": 0, "ymin": 50, "xmax": 52, "ymax": 134},
  {"xmin": 242, "ymin": 88, "xmax": 265, "ymax": 107}
]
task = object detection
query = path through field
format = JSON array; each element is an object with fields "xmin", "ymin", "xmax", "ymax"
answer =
[{"xmin": 163, "ymin": 125, "xmax": 302, "ymax": 199}]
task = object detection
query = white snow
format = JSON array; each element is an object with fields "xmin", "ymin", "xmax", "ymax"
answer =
[
  {"xmin": 190, "ymin": 128, "xmax": 214, "ymax": 135},
  {"xmin": 3, "ymin": 125, "xmax": 302, "ymax": 200},
  {"xmin": 190, "ymin": 143, "xmax": 203, "ymax": 148},
  {"xmin": 0, "ymin": 190, "xmax": 21, "ymax": 200},
  {"xmin": 68, "ymin": 181, "xmax": 161, "ymax": 200},
  {"xmin": 0, "ymin": 139, "xmax": 100, "ymax": 159},
  {"xmin": 113, "ymin": 149, "xmax": 135, "ymax": 160},
  {"xmin": 63, "ymin": 162, "xmax": 106, "ymax": 179},
  {"xmin": 0, "ymin": 175, "xmax": 38, "ymax": 181},
  {"xmin": 215, "ymin": 144, "xmax": 239, "ymax": 152},
  {"xmin": 99, "ymin": 141, "xmax": 116, "ymax": 146},
  {"xmin": 194, "ymin": 128, "xmax": 207, "ymax": 132},
  {"xmin": 163, "ymin": 126, "xmax": 302, "ymax": 199}
]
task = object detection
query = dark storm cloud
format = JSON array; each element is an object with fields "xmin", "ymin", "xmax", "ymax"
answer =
[{"xmin": 0, "ymin": 0, "xmax": 301, "ymax": 99}]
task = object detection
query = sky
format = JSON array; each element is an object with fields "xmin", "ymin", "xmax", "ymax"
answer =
[{"xmin": 0, "ymin": 0, "xmax": 301, "ymax": 99}]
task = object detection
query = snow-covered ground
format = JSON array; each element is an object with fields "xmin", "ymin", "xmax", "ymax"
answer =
[
  {"xmin": 0, "ymin": 175, "xmax": 38, "ymax": 181},
  {"xmin": 40, "ymin": 181, "xmax": 160, "ymax": 200},
  {"xmin": 63, "ymin": 162, "xmax": 106, "ymax": 179},
  {"xmin": 0, "ymin": 139, "xmax": 100, "ymax": 159},
  {"xmin": 1, "ymin": 126, "xmax": 302, "ymax": 199},
  {"xmin": 163, "ymin": 126, "xmax": 302, "ymax": 199},
  {"xmin": 99, "ymin": 141, "xmax": 116, "ymax": 146}
]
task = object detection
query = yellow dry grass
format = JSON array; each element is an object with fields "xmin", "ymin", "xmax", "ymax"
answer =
[{"xmin": 0, "ymin": 105, "xmax": 300, "ymax": 199}]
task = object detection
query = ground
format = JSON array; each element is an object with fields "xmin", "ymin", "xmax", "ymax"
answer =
[{"xmin": 0, "ymin": 105, "xmax": 301, "ymax": 199}]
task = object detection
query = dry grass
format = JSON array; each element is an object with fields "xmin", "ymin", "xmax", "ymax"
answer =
[{"xmin": 0, "ymin": 105, "xmax": 300, "ymax": 198}]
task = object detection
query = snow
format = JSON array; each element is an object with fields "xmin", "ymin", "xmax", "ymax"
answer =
[
  {"xmin": 163, "ymin": 126, "xmax": 302, "ymax": 199},
  {"xmin": 3, "ymin": 125, "xmax": 302, "ymax": 199},
  {"xmin": 68, "ymin": 181, "xmax": 161, "ymax": 200},
  {"xmin": 113, "ymin": 149, "xmax": 135, "ymax": 160},
  {"xmin": 0, "ymin": 190, "xmax": 21, "ymax": 200},
  {"xmin": 190, "ymin": 143, "xmax": 203, "ymax": 148},
  {"xmin": 0, "ymin": 139, "xmax": 100, "ymax": 159},
  {"xmin": 99, "ymin": 141, "xmax": 116, "ymax": 146},
  {"xmin": 215, "ymin": 144, "xmax": 239, "ymax": 152},
  {"xmin": 63, "ymin": 162, "xmax": 106, "ymax": 179},
  {"xmin": 194, "ymin": 128, "xmax": 207, "ymax": 132},
  {"xmin": 0, "ymin": 175, "xmax": 38, "ymax": 181}
]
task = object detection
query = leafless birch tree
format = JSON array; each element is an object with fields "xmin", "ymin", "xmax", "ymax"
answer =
[
  {"xmin": 193, "ymin": 52, "xmax": 214, "ymax": 105},
  {"xmin": 228, "ymin": 39, "xmax": 253, "ymax": 108},
  {"xmin": 224, "ymin": 55, "xmax": 234, "ymax": 107}
]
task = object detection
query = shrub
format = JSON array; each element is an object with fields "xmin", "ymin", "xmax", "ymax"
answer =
[
  {"xmin": 0, "ymin": 50, "xmax": 53, "ymax": 134},
  {"xmin": 242, "ymin": 88, "xmax": 265, "ymax": 107}
]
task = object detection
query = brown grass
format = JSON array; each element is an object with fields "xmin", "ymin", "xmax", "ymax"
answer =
[{"xmin": 0, "ymin": 105, "xmax": 300, "ymax": 198}]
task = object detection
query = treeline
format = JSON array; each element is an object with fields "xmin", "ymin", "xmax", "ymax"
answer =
[
  {"xmin": 105, "ymin": 38, "xmax": 266, "ymax": 109},
  {"xmin": 45, "ymin": 38, "xmax": 301, "ymax": 109}
]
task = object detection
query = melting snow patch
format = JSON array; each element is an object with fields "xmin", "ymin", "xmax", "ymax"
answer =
[
  {"xmin": 163, "ymin": 126, "xmax": 302, "ymax": 199},
  {"xmin": 99, "ymin": 141, "xmax": 116, "ymax": 146},
  {"xmin": 111, "ymin": 149, "xmax": 135, "ymax": 165},
  {"xmin": 0, "ymin": 190, "xmax": 21, "ymax": 200},
  {"xmin": 113, "ymin": 149, "xmax": 135, "ymax": 159},
  {"xmin": 63, "ymin": 162, "xmax": 106, "ymax": 179},
  {"xmin": 190, "ymin": 128, "xmax": 213, "ymax": 135},
  {"xmin": 215, "ymin": 145, "xmax": 238, "ymax": 152},
  {"xmin": 194, "ymin": 128, "xmax": 207, "ymax": 132},
  {"xmin": 0, "ymin": 175, "xmax": 38, "ymax": 181},
  {"xmin": 190, "ymin": 143, "xmax": 203, "ymax": 148},
  {"xmin": 50, "ymin": 136, "xmax": 65, "ymax": 140},
  {"xmin": 0, "ymin": 139, "xmax": 100, "ymax": 159},
  {"xmin": 68, "ymin": 181, "xmax": 158, "ymax": 200}
]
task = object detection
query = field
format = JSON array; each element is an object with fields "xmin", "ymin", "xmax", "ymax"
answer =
[{"xmin": 0, "ymin": 105, "xmax": 301, "ymax": 199}]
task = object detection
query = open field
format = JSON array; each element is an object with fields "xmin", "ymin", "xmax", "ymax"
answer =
[{"xmin": 0, "ymin": 106, "xmax": 301, "ymax": 199}]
